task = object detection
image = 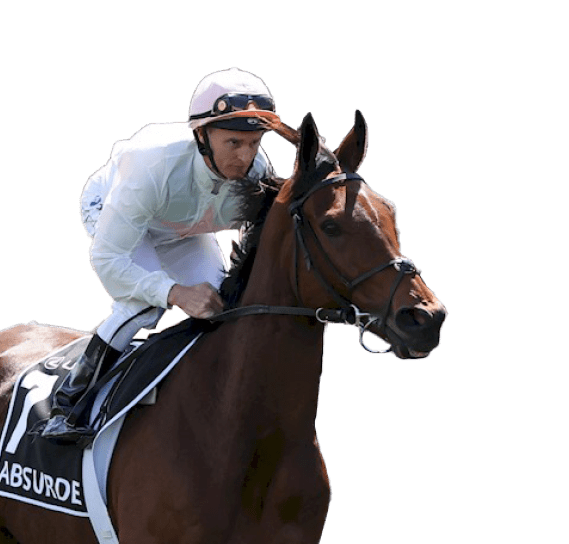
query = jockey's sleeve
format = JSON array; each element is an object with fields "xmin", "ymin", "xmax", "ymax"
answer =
[{"xmin": 90, "ymin": 148, "xmax": 176, "ymax": 309}]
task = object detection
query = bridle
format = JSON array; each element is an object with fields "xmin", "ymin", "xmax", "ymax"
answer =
[{"xmin": 211, "ymin": 172, "xmax": 420, "ymax": 353}]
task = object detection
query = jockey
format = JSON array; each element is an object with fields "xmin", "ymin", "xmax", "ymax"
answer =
[{"xmin": 41, "ymin": 68, "xmax": 280, "ymax": 444}]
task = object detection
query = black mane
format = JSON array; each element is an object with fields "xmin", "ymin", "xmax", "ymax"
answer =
[
  {"xmin": 219, "ymin": 138, "xmax": 337, "ymax": 309},
  {"xmin": 219, "ymin": 175, "xmax": 283, "ymax": 308}
]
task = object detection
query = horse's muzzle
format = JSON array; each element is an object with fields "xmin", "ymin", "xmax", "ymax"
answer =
[{"xmin": 388, "ymin": 305, "xmax": 447, "ymax": 359}]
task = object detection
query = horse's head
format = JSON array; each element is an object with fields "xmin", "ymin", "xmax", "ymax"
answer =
[{"xmin": 265, "ymin": 111, "xmax": 446, "ymax": 359}]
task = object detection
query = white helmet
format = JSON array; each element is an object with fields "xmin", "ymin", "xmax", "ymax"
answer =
[{"xmin": 189, "ymin": 68, "xmax": 279, "ymax": 131}]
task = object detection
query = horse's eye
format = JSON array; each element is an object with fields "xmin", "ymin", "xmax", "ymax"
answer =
[{"xmin": 320, "ymin": 219, "xmax": 342, "ymax": 237}]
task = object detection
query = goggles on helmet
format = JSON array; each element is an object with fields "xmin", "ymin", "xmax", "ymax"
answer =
[{"xmin": 190, "ymin": 93, "xmax": 275, "ymax": 121}]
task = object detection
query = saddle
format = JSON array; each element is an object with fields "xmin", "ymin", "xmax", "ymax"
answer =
[
  {"xmin": 0, "ymin": 318, "xmax": 214, "ymax": 519},
  {"xmin": 66, "ymin": 318, "xmax": 216, "ymax": 438}
]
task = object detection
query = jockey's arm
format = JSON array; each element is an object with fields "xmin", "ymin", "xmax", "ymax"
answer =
[
  {"xmin": 90, "ymin": 150, "xmax": 176, "ymax": 309},
  {"xmin": 92, "ymin": 145, "xmax": 230, "ymax": 320}
]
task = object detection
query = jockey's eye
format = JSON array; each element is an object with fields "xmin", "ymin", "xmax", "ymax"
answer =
[{"xmin": 320, "ymin": 219, "xmax": 342, "ymax": 237}]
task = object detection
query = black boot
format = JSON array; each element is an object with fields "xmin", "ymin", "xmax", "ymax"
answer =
[{"xmin": 40, "ymin": 334, "xmax": 121, "ymax": 445}]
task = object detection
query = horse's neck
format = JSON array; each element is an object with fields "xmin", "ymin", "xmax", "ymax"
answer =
[
  {"xmin": 238, "ymin": 201, "xmax": 300, "ymax": 310},
  {"xmin": 231, "ymin": 291, "xmax": 325, "ymax": 369},
  {"xmin": 222, "ymin": 311, "xmax": 324, "ymax": 437},
  {"xmin": 223, "ymin": 230, "xmax": 325, "ymax": 434}
]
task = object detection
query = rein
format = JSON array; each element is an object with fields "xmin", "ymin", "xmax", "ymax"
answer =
[
  {"xmin": 210, "ymin": 173, "xmax": 419, "ymax": 353},
  {"xmin": 209, "ymin": 304, "xmax": 362, "ymax": 326}
]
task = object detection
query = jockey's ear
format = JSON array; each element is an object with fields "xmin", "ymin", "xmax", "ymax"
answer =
[
  {"xmin": 334, "ymin": 110, "xmax": 368, "ymax": 173},
  {"xmin": 195, "ymin": 127, "xmax": 206, "ymax": 145}
]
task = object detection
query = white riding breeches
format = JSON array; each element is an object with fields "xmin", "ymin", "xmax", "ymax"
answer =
[{"xmin": 95, "ymin": 234, "xmax": 225, "ymax": 351}]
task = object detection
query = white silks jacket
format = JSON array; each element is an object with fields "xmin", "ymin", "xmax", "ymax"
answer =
[{"xmin": 81, "ymin": 122, "xmax": 271, "ymax": 311}]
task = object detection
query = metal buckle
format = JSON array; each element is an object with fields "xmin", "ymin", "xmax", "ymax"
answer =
[
  {"xmin": 350, "ymin": 305, "xmax": 392, "ymax": 354},
  {"xmin": 350, "ymin": 304, "xmax": 371, "ymax": 327},
  {"xmin": 389, "ymin": 257, "xmax": 423, "ymax": 276},
  {"xmin": 392, "ymin": 258, "xmax": 419, "ymax": 276},
  {"xmin": 315, "ymin": 308, "xmax": 329, "ymax": 324}
]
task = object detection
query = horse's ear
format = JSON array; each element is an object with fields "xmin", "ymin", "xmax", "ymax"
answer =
[
  {"xmin": 298, "ymin": 112, "xmax": 320, "ymax": 174},
  {"xmin": 334, "ymin": 110, "xmax": 368, "ymax": 173},
  {"xmin": 291, "ymin": 113, "xmax": 322, "ymax": 198}
]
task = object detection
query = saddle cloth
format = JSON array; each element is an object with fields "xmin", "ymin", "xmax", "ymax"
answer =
[{"xmin": 0, "ymin": 318, "xmax": 211, "ymax": 519}]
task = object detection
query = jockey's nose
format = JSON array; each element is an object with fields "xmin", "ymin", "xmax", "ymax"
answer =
[{"xmin": 237, "ymin": 147, "xmax": 253, "ymax": 165}]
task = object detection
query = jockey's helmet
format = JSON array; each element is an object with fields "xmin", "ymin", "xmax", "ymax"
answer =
[{"xmin": 189, "ymin": 68, "xmax": 279, "ymax": 132}]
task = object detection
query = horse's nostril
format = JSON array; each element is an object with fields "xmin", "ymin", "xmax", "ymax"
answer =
[{"xmin": 395, "ymin": 308, "xmax": 431, "ymax": 331}]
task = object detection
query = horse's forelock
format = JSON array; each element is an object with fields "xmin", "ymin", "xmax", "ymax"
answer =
[{"xmin": 290, "ymin": 143, "xmax": 338, "ymax": 202}]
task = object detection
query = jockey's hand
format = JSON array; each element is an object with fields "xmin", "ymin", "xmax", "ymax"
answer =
[{"xmin": 167, "ymin": 283, "xmax": 224, "ymax": 319}]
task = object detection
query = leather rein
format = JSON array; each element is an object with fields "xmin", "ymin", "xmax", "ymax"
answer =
[{"xmin": 210, "ymin": 173, "xmax": 419, "ymax": 353}]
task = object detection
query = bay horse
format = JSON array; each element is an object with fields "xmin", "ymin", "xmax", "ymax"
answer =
[{"xmin": 0, "ymin": 111, "xmax": 445, "ymax": 544}]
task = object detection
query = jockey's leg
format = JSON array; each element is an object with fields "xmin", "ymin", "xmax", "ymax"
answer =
[
  {"xmin": 156, "ymin": 233, "xmax": 226, "ymax": 290},
  {"xmin": 41, "ymin": 238, "xmax": 166, "ymax": 444},
  {"xmin": 40, "ymin": 301, "xmax": 165, "ymax": 444},
  {"xmin": 39, "ymin": 333, "xmax": 121, "ymax": 443},
  {"xmin": 41, "ymin": 234, "xmax": 225, "ymax": 444}
]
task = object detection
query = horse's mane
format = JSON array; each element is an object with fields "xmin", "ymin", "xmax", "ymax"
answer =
[
  {"xmin": 218, "ymin": 118, "xmax": 337, "ymax": 309},
  {"xmin": 219, "ymin": 174, "xmax": 283, "ymax": 308}
]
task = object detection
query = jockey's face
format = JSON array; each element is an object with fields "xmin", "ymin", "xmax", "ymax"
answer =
[{"xmin": 203, "ymin": 127, "xmax": 264, "ymax": 180}]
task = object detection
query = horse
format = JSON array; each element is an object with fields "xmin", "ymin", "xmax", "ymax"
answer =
[{"xmin": 0, "ymin": 111, "xmax": 446, "ymax": 544}]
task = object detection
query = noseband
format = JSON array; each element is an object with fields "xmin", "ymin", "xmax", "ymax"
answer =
[{"xmin": 211, "ymin": 172, "xmax": 419, "ymax": 353}]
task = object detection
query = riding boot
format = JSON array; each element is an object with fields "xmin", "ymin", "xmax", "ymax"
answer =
[{"xmin": 40, "ymin": 334, "xmax": 121, "ymax": 444}]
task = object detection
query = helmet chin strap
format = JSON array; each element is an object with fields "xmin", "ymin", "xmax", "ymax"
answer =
[
  {"xmin": 193, "ymin": 128, "xmax": 226, "ymax": 181},
  {"xmin": 194, "ymin": 128, "xmax": 257, "ymax": 186}
]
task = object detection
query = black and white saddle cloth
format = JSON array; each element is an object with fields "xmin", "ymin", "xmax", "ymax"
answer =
[{"xmin": 0, "ymin": 318, "xmax": 212, "ymax": 517}]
